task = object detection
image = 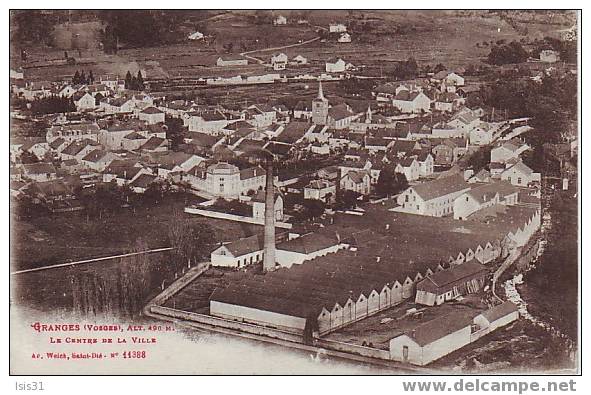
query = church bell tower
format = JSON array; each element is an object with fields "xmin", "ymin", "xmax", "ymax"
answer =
[{"xmin": 312, "ymin": 81, "xmax": 329, "ymax": 125}]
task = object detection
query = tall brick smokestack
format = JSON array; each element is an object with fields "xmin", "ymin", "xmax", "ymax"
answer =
[{"xmin": 263, "ymin": 158, "xmax": 276, "ymax": 272}]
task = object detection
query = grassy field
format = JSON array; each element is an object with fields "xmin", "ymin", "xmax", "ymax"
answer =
[
  {"xmin": 14, "ymin": 11, "xmax": 575, "ymax": 83},
  {"xmin": 10, "ymin": 192, "xmax": 262, "ymax": 271},
  {"xmin": 11, "ymin": 191, "xmax": 269, "ymax": 313}
]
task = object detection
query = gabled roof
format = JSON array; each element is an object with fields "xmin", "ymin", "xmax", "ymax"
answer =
[
  {"xmin": 504, "ymin": 161, "xmax": 534, "ymax": 176},
  {"xmin": 23, "ymin": 162, "xmax": 57, "ymax": 175},
  {"xmin": 188, "ymin": 132, "xmax": 219, "ymax": 148},
  {"xmin": 306, "ymin": 179, "xmax": 335, "ymax": 190},
  {"xmin": 20, "ymin": 138, "xmax": 48, "ymax": 152},
  {"xmin": 140, "ymin": 136, "xmax": 167, "ymax": 151},
  {"xmin": 104, "ymin": 164, "xmax": 144, "ymax": 180},
  {"xmin": 393, "ymin": 91, "xmax": 427, "ymax": 102},
  {"xmin": 219, "ymin": 234, "xmax": 264, "ymax": 257},
  {"xmin": 61, "ymin": 139, "xmax": 100, "ymax": 156},
  {"xmin": 276, "ymin": 121, "xmax": 310, "ymax": 144},
  {"xmin": 404, "ymin": 311, "xmax": 476, "ymax": 347},
  {"xmin": 28, "ymin": 179, "xmax": 72, "ymax": 197},
  {"xmin": 479, "ymin": 301, "xmax": 519, "ymax": 323},
  {"xmin": 240, "ymin": 166, "xmax": 266, "ymax": 180},
  {"xmin": 410, "ymin": 174, "xmax": 470, "ymax": 201},
  {"xmin": 276, "ymin": 231, "xmax": 340, "ymax": 255},
  {"xmin": 201, "ymin": 111, "xmax": 227, "ymax": 122},
  {"xmin": 328, "ymin": 103, "xmax": 354, "ymax": 121},
  {"xmin": 124, "ymin": 131, "xmax": 146, "ymax": 140},
  {"xmin": 342, "ymin": 170, "xmax": 369, "ymax": 184},
  {"xmin": 251, "ymin": 189, "xmax": 282, "ymax": 203},
  {"xmin": 141, "ymin": 106, "xmax": 163, "ymax": 114},
  {"xmin": 49, "ymin": 137, "xmax": 66, "ymax": 150},
  {"xmin": 82, "ymin": 149, "xmax": 109, "ymax": 163},
  {"xmin": 130, "ymin": 173, "xmax": 158, "ymax": 189},
  {"xmin": 294, "ymin": 100, "xmax": 312, "ymax": 111},
  {"xmin": 419, "ymin": 261, "xmax": 488, "ymax": 291},
  {"xmin": 105, "ymin": 119, "xmax": 148, "ymax": 132}
]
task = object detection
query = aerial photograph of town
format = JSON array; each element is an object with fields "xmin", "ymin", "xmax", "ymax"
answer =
[{"xmin": 9, "ymin": 9, "xmax": 579, "ymax": 375}]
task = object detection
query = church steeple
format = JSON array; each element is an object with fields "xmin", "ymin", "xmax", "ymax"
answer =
[
  {"xmin": 317, "ymin": 81, "xmax": 326, "ymax": 101},
  {"xmin": 366, "ymin": 105, "xmax": 372, "ymax": 124}
]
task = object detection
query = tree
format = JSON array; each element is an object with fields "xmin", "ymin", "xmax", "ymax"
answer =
[
  {"xmin": 88, "ymin": 70, "xmax": 94, "ymax": 84},
  {"xmin": 73, "ymin": 70, "xmax": 81, "ymax": 84},
  {"xmin": 487, "ymin": 41, "xmax": 529, "ymax": 65},
  {"xmin": 302, "ymin": 199, "xmax": 326, "ymax": 221},
  {"xmin": 168, "ymin": 210, "xmax": 215, "ymax": 270},
  {"xmin": 20, "ymin": 151, "xmax": 40, "ymax": 164},
  {"xmin": 124, "ymin": 70, "xmax": 133, "ymax": 89},
  {"xmin": 466, "ymin": 145, "xmax": 492, "ymax": 173},
  {"xmin": 136, "ymin": 70, "xmax": 145, "ymax": 91},
  {"xmin": 376, "ymin": 168, "xmax": 408, "ymax": 197},
  {"xmin": 336, "ymin": 190, "xmax": 360, "ymax": 210},
  {"xmin": 434, "ymin": 63, "xmax": 446, "ymax": 73},
  {"xmin": 165, "ymin": 116, "xmax": 185, "ymax": 150}
]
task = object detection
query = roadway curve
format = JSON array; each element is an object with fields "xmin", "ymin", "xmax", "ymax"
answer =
[{"xmin": 240, "ymin": 36, "xmax": 321, "ymax": 65}]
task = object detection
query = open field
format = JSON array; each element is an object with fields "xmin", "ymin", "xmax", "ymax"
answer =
[
  {"xmin": 13, "ymin": 10, "xmax": 575, "ymax": 83},
  {"xmin": 11, "ymin": 249, "xmax": 172, "ymax": 313},
  {"xmin": 10, "ymin": 192, "xmax": 263, "ymax": 271}
]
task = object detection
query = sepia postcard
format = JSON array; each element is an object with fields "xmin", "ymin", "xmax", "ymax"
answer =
[{"xmin": 9, "ymin": 9, "xmax": 580, "ymax": 377}]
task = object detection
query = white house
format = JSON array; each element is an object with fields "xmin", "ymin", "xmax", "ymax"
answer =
[
  {"xmin": 469, "ymin": 122, "xmax": 495, "ymax": 146},
  {"xmin": 22, "ymin": 163, "xmax": 58, "ymax": 182},
  {"xmin": 491, "ymin": 141, "xmax": 529, "ymax": 164},
  {"xmin": 271, "ymin": 53, "xmax": 288, "ymax": 71},
  {"xmin": 540, "ymin": 49, "xmax": 560, "ymax": 63},
  {"xmin": 415, "ymin": 151, "xmax": 435, "ymax": 178},
  {"xmin": 73, "ymin": 92, "xmax": 96, "ymax": 111},
  {"xmin": 329, "ymin": 23, "xmax": 347, "ymax": 33},
  {"xmin": 396, "ymin": 175, "xmax": 471, "ymax": 217},
  {"xmin": 273, "ymin": 15, "xmax": 287, "ymax": 25},
  {"xmin": 338, "ymin": 33, "xmax": 351, "ymax": 43},
  {"xmin": 304, "ymin": 180, "xmax": 337, "ymax": 203},
  {"xmin": 184, "ymin": 162, "xmax": 266, "ymax": 199},
  {"xmin": 187, "ymin": 111, "xmax": 230, "ymax": 133},
  {"xmin": 188, "ymin": 31, "xmax": 204, "ymax": 40},
  {"xmin": 139, "ymin": 107, "xmax": 165, "ymax": 125},
  {"xmin": 216, "ymin": 56, "xmax": 248, "ymax": 67},
  {"xmin": 500, "ymin": 161, "xmax": 541, "ymax": 187},
  {"xmin": 251, "ymin": 190, "xmax": 284, "ymax": 221},
  {"xmin": 326, "ymin": 58, "xmax": 346, "ymax": 73},
  {"xmin": 275, "ymin": 232, "xmax": 345, "ymax": 268},
  {"xmin": 210, "ymin": 234, "xmax": 264, "ymax": 268},
  {"xmin": 453, "ymin": 182, "xmax": 518, "ymax": 220},
  {"xmin": 394, "ymin": 157, "xmax": 421, "ymax": 182},
  {"xmin": 473, "ymin": 301, "xmax": 519, "ymax": 333},
  {"xmin": 392, "ymin": 91, "xmax": 431, "ymax": 114},
  {"xmin": 81, "ymin": 149, "xmax": 118, "ymax": 172},
  {"xmin": 388, "ymin": 311, "xmax": 474, "ymax": 365},
  {"xmin": 340, "ymin": 170, "xmax": 371, "ymax": 196},
  {"xmin": 292, "ymin": 55, "xmax": 308, "ymax": 65}
]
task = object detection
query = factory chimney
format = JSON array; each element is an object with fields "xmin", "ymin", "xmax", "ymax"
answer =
[{"xmin": 263, "ymin": 158, "xmax": 276, "ymax": 272}]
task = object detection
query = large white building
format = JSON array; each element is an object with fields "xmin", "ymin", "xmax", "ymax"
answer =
[
  {"xmin": 396, "ymin": 175, "xmax": 471, "ymax": 217},
  {"xmin": 184, "ymin": 162, "xmax": 266, "ymax": 199}
]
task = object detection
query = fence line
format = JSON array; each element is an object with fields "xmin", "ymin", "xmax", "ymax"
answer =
[{"xmin": 11, "ymin": 247, "xmax": 175, "ymax": 275}]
